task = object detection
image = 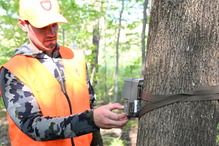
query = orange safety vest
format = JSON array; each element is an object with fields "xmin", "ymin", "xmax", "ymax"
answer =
[{"xmin": 1, "ymin": 46, "xmax": 92, "ymax": 146}]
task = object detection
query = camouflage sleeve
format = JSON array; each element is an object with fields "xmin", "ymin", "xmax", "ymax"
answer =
[{"xmin": 1, "ymin": 69, "xmax": 99, "ymax": 141}]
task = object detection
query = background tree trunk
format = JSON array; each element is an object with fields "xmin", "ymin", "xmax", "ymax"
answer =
[
  {"xmin": 114, "ymin": 0, "xmax": 125, "ymax": 102},
  {"xmin": 91, "ymin": 23, "xmax": 100, "ymax": 85},
  {"xmin": 137, "ymin": 0, "xmax": 219, "ymax": 145},
  {"xmin": 141, "ymin": 0, "xmax": 149, "ymax": 75}
]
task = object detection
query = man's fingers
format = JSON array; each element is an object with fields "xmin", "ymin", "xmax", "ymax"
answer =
[
  {"xmin": 107, "ymin": 111, "xmax": 127, "ymax": 121},
  {"xmin": 100, "ymin": 117, "xmax": 129, "ymax": 129},
  {"xmin": 93, "ymin": 103, "xmax": 129, "ymax": 129},
  {"xmin": 107, "ymin": 103, "xmax": 125, "ymax": 111}
]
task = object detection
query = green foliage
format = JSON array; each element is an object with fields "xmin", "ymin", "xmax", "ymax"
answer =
[
  {"xmin": 0, "ymin": 98, "xmax": 6, "ymax": 119},
  {"xmin": 109, "ymin": 138, "xmax": 125, "ymax": 146},
  {"xmin": 0, "ymin": 98, "xmax": 5, "ymax": 110},
  {"xmin": 102, "ymin": 132, "xmax": 126, "ymax": 146},
  {"xmin": 217, "ymin": 124, "xmax": 219, "ymax": 144},
  {"xmin": 0, "ymin": 0, "xmax": 145, "ymax": 143},
  {"xmin": 101, "ymin": 119, "xmax": 138, "ymax": 146},
  {"xmin": 0, "ymin": 0, "xmax": 218, "ymax": 144},
  {"xmin": 0, "ymin": 0, "xmax": 28, "ymax": 65},
  {"xmin": 125, "ymin": 118, "xmax": 139, "ymax": 128}
]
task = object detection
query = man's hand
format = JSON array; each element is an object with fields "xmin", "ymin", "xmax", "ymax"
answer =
[{"xmin": 93, "ymin": 103, "xmax": 129, "ymax": 129}]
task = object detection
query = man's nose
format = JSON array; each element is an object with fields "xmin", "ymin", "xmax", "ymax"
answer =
[{"xmin": 46, "ymin": 26, "xmax": 56, "ymax": 37}]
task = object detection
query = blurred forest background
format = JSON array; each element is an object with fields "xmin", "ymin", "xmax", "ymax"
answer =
[
  {"xmin": 0, "ymin": 0, "xmax": 149, "ymax": 104},
  {"xmin": 0, "ymin": 0, "xmax": 218, "ymax": 145},
  {"xmin": 0, "ymin": 0, "xmax": 150, "ymax": 145}
]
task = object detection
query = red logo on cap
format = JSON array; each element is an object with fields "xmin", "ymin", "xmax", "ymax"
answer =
[{"xmin": 40, "ymin": 0, "xmax": 52, "ymax": 11}]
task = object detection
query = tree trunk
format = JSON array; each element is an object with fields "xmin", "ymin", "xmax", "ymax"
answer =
[
  {"xmin": 91, "ymin": 23, "xmax": 100, "ymax": 85},
  {"xmin": 114, "ymin": 0, "xmax": 125, "ymax": 102},
  {"xmin": 141, "ymin": 0, "xmax": 149, "ymax": 75},
  {"xmin": 137, "ymin": 0, "xmax": 219, "ymax": 146}
]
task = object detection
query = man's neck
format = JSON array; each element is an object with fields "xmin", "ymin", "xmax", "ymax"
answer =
[{"xmin": 28, "ymin": 43, "xmax": 53, "ymax": 57}]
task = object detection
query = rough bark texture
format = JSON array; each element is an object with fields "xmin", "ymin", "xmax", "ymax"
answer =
[{"xmin": 137, "ymin": 0, "xmax": 219, "ymax": 146}]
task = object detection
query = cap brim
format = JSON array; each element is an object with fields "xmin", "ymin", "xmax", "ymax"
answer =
[{"xmin": 28, "ymin": 13, "xmax": 68, "ymax": 28}]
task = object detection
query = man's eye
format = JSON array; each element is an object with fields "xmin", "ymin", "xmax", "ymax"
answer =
[{"xmin": 52, "ymin": 24, "xmax": 58, "ymax": 27}]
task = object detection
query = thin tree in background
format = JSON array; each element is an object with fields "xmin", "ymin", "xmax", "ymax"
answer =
[
  {"xmin": 114, "ymin": 0, "xmax": 125, "ymax": 102},
  {"xmin": 91, "ymin": 22, "xmax": 100, "ymax": 85},
  {"xmin": 141, "ymin": 0, "xmax": 149, "ymax": 76},
  {"xmin": 62, "ymin": 28, "xmax": 65, "ymax": 46},
  {"xmin": 102, "ymin": 2, "xmax": 108, "ymax": 102},
  {"xmin": 138, "ymin": 0, "xmax": 219, "ymax": 145},
  {"xmin": 88, "ymin": 0, "xmax": 102, "ymax": 85}
]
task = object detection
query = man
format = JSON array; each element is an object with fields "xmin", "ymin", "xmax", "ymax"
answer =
[{"xmin": 0, "ymin": 0, "xmax": 129, "ymax": 145}]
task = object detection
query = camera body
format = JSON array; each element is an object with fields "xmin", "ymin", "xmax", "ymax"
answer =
[{"xmin": 122, "ymin": 78, "xmax": 143, "ymax": 118}]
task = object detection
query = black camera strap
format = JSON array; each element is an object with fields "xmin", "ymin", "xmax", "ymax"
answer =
[{"xmin": 138, "ymin": 85, "xmax": 219, "ymax": 118}]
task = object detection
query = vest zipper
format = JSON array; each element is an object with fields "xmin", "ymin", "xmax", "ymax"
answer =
[{"xmin": 51, "ymin": 58, "xmax": 75, "ymax": 146}]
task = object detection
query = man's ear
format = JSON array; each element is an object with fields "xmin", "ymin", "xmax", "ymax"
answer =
[{"xmin": 18, "ymin": 19, "xmax": 28, "ymax": 32}]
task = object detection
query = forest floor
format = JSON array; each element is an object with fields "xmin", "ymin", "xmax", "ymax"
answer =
[
  {"xmin": 0, "ymin": 108, "xmax": 138, "ymax": 146},
  {"xmin": 100, "ymin": 119, "xmax": 138, "ymax": 146}
]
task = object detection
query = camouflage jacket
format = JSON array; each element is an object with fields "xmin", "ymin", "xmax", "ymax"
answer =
[{"xmin": 0, "ymin": 43, "xmax": 100, "ymax": 141}]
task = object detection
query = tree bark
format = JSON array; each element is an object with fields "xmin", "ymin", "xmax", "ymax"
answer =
[{"xmin": 137, "ymin": 0, "xmax": 219, "ymax": 145}]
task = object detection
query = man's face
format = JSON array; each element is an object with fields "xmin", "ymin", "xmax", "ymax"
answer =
[{"xmin": 26, "ymin": 21, "xmax": 59, "ymax": 52}]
